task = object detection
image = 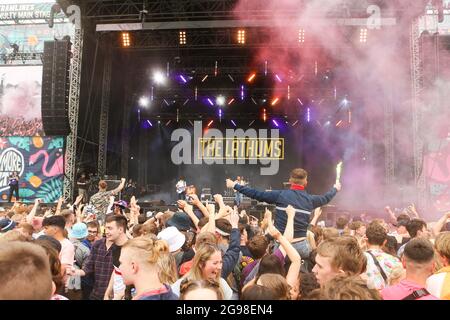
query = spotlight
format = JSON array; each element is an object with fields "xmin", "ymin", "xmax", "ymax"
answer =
[
  {"xmin": 121, "ymin": 32, "xmax": 131, "ymax": 47},
  {"xmin": 228, "ymin": 98, "xmax": 235, "ymax": 106},
  {"xmin": 147, "ymin": 120, "xmax": 153, "ymax": 127},
  {"xmin": 207, "ymin": 120, "xmax": 214, "ymax": 127},
  {"xmin": 216, "ymin": 96, "xmax": 225, "ymax": 106},
  {"xmin": 139, "ymin": 96, "xmax": 150, "ymax": 107},
  {"xmin": 231, "ymin": 120, "xmax": 237, "ymax": 127},
  {"xmin": 247, "ymin": 73, "xmax": 256, "ymax": 83},
  {"xmin": 207, "ymin": 98, "xmax": 214, "ymax": 106},
  {"xmin": 298, "ymin": 29, "xmax": 305, "ymax": 43},
  {"xmin": 275, "ymin": 74, "xmax": 282, "ymax": 83},
  {"xmin": 359, "ymin": 28, "xmax": 368, "ymax": 43},
  {"xmin": 179, "ymin": 31, "xmax": 186, "ymax": 45},
  {"xmin": 179, "ymin": 75, "xmax": 187, "ymax": 83},
  {"xmin": 272, "ymin": 119, "xmax": 279, "ymax": 127},
  {"xmin": 153, "ymin": 71, "xmax": 166, "ymax": 85},
  {"xmin": 307, "ymin": 108, "xmax": 311, "ymax": 122},
  {"xmin": 237, "ymin": 29, "xmax": 246, "ymax": 44},
  {"xmin": 271, "ymin": 97, "xmax": 279, "ymax": 106}
]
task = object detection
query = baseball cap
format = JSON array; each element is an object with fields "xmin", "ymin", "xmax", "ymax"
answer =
[
  {"xmin": 0, "ymin": 218, "xmax": 16, "ymax": 233},
  {"xmin": 114, "ymin": 200, "xmax": 128, "ymax": 209}
]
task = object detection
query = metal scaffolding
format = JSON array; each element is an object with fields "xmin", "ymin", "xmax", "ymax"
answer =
[
  {"xmin": 97, "ymin": 40, "xmax": 113, "ymax": 177},
  {"xmin": 63, "ymin": 27, "xmax": 84, "ymax": 201},
  {"xmin": 120, "ymin": 68, "xmax": 133, "ymax": 178},
  {"xmin": 410, "ymin": 17, "xmax": 427, "ymax": 211},
  {"xmin": 384, "ymin": 98, "xmax": 395, "ymax": 187}
]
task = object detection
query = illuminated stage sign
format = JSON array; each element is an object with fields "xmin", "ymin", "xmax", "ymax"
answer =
[
  {"xmin": 0, "ymin": 136, "xmax": 64, "ymax": 203},
  {"xmin": 199, "ymin": 138, "xmax": 284, "ymax": 160},
  {"xmin": 0, "ymin": 3, "xmax": 62, "ymax": 21}
]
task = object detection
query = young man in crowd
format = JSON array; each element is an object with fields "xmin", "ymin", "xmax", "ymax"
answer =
[
  {"xmin": 71, "ymin": 215, "xmax": 128, "ymax": 300},
  {"xmin": 382, "ymin": 238, "xmax": 439, "ymax": 300},
  {"xmin": 0, "ymin": 241, "xmax": 53, "ymax": 300},
  {"xmin": 90, "ymin": 178, "xmax": 126, "ymax": 223},
  {"xmin": 227, "ymin": 168, "xmax": 340, "ymax": 261},
  {"xmin": 397, "ymin": 219, "xmax": 431, "ymax": 258},
  {"xmin": 43, "ymin": 215, "xmax": 75, "ymax": 272},
  {"xmin": 82, "ymin": 220, "xmax": 101, "ymax": 250},
  {"xmin": 101, "ymin": 215, "xmax": 129, "ymax": 300},
  {"xmin": 364, "ymin": 222, "xmax": 403, "ymax": 290},
  {"xmin": 312, "ymin": 236, "xmax": 366, "ymax": 287}
]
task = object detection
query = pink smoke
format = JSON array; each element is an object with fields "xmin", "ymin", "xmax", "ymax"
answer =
[{"xmin": 232, "ymin": 0, "xmax": 450, "ymax": 219}]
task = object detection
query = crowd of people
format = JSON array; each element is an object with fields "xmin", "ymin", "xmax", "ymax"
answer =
[
  {"xmin": 0, "ymin": 168, "xmax": 449, "ymax": 300},
  {"xmin": 0, "ymin": 115, "xmax": 43, "ymax": 136}
]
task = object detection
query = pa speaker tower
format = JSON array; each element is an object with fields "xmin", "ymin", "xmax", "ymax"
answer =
[{"xmin": 41, "ymin": 40, "xmax": 71, "ymax": 136}]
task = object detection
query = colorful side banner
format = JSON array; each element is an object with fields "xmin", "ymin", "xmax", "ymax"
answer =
[{"xmin": 0, "ymin": 136, "xmax": 64, "ymax": 203}]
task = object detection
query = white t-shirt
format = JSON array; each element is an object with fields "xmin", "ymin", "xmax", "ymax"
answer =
[
  {"xmin": 59, "ymin": 238, "xmax": 75, "ymax": 268},
  {"xmin": 171, "ymin": 277, "xmax": 234, "ymax": 300},
  {"xmin": 426, "ymin": 272, "xmax": 448, "ymax": 299}
]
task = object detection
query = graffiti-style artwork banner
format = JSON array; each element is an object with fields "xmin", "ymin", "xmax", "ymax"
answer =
[{"xmin": 0, "ymin": 136, "xmax": 64, "ymax": 203}]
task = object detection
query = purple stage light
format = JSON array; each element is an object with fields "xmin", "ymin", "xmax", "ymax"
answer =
[
  {"xmin": 231, "ymin": 120, "xmax": 237, "ymax": 127},
  {"xmin": 241, "ymin": 85, "xmax": 244, "ymax": 100},
  {"xmin": 207, "ymin": 98, "xmax": 214, "ymax": 106},
  {"xmin": 272, "ymin": 119, "xmax": 279, "ymax": 127},
  {"xmin": 147, "ymin": 120, "xmax": 153, "ymax": 127},
  {"xmin": 307, "ymin": 108, "xmax": 311, "ymax": 122},
  {"xmin": 179, "ymin": 75, "xmax": 187, "ymax": 83},
  {"xmin": 275, "ymin": 74, "xmax": 282, "ymax": 83}
]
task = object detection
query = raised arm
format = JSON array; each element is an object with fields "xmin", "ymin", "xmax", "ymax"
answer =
[
  {"xmin": 384, "ymin": 206, "xmax": 397, "ymax": 225},
  {"xmin": 190, "ymin": 194, "xmax": 210, "ymax": 218},
  {"xmin": 221, "ymin": 210, "xmax": 241, "ymax": 278},
  {"xmin": 55, "ymin": 197, "xmax": 64, "ymax": 215},
  {"xmin": 226, "ymin": 179, "xmax": 281, "ymax": 204},
  {"xmin": 267, "ymin": 218, "xmax": 301, "ymax": 290},
  {"xmin": 408, "ymin": 203, "xmax": 420, "ymax": 219},
  {"xmin": 310, "ymin": 206, "xmax": 323, "ymax": 226},
  {"xmin": 214, "ymin": 194, "xmax": 226, "ymax": 210},
  {"xmin": 206, "ymin": 203, "xmax": 216, "ymax": 234},
  {"xmin": 112, "ymin": 178, "xmax": 126, "ymax": 195},
  {"xmin": 26, "ymin": 198, "xmax": 41, "ymax": 223},
  {"xmin": 310, "ymin": 182, "xmax": 340, "ymax": 208},
  {"xmin": 432, "ymin": 211, "xmax": 450, "ymax": 237},
  {"xmin": 182, "ymin": 203, "xmax": 200, "ymax": 230},
  {"xmin": 283, "ymin": 205, "xmax": 296, "ymax": 243}
]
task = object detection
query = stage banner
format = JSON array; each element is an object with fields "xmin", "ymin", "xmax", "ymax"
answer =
[
  {"xmin": 0, "ymin": 65, "xmax": 44, "ymax": 136},
  {"xmin": 0, "ymin": 136, "xmax": 64, "ymax": 203}
]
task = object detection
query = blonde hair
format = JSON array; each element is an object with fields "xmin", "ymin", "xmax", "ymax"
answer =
[
  {"xmin": 387, "ymin": 266, "xmax": 406, "ymax": 286},
  {"xmin": 186, "ymin": 243, "xmax": 221, "ymax": 282},
  {"xmin": 435, "ymin": 232, "xmax": 450, "ymax": 264},
  {"xmin": 122, "ymin": 235, "xmax": 169, "ymax": 265},
  {"xmin": 184, "ymin": 243, "xmax": 226, "ymax": 298},
  {"xmin": 257, "ymin": 273, "xmax": 291, "ymax": 300},
  {"xmin": 318, "ymin": 275, "xmax": 381, "ymax": 300},
  {"xmin": 157, "ymin": 251, "xmax": 178, "ymax": 285},
  {"xmin": 316, "ymin": 236, "xmax": 367, "ymax": 275},
  {"xmin": 180, "ymin": 279, "xmax": 224, "ymax": 300}
]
